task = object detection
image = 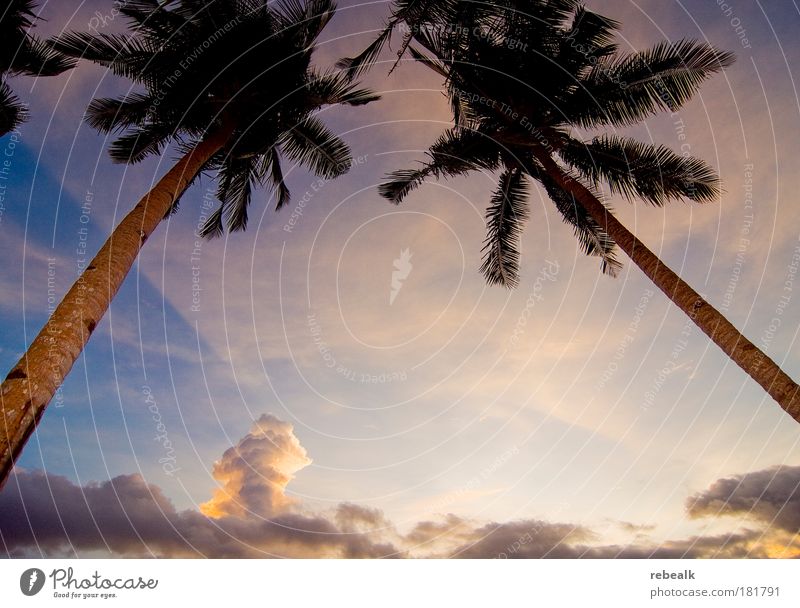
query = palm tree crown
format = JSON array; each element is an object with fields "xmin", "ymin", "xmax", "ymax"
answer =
[
  {"xmin": 54, "ymin": 0, "xmax": 379, "ymax": 235},
  {"xmin": 349, "ymin": 0, "xmax": 732, "ymax": 287},
  {"xmin": 0, "ymin": 0, "xmax": 380, "ymax": 488},
  {"xmin": 0, "ymin": 0, "xmax": 74, "ymax": 134},
  {"xmin": 339, "ymin": 2, "xmax": 800, "ymax": 424}
]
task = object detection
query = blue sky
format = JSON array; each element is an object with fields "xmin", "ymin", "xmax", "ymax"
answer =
[{"xmin": 1, "ymin": 0, "xmax": 799, "ymax": 557}]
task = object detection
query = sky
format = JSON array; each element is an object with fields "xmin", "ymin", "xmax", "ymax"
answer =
[{"xmin": 1, "ymin": 0, "xmax": 799, "ymax": 558}]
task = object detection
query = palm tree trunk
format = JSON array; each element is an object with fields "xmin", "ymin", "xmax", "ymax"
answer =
[
  {"xmin": 0, "ymin": 124, "xmax": 232, "ymax": 488},
  {"xmin": 532, "ymin": 149, "xmax": 800, "ymax": 423}
]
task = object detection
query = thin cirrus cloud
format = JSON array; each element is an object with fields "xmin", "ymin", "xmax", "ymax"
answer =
[{"xmin": 1, "ymin": 415, "xmax": 797, "ymax": 558}]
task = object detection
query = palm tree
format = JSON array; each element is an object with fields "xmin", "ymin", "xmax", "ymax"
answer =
[
  {"xmin": 0, "ymin": 0, "xmax": 379, "ymax": 486},
  {"xmin": 343, "ymin": 0, "xmax": 800, "ymax": 423},
  {"xmin": 0, "ymin": 0, "xmax": 74, "ymax": 134}
]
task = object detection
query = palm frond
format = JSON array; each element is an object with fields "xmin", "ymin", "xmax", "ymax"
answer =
[
  {"xmin": 379, "ymin": 166, "xmax": 435, "ymax": 204},
  {"xmin": 0, "ymin": 0, "xmax": 38, "ymax": 32},
  {"xmin": 49, "ymin": 32, "xmax": 155, "ymax": 82},
  {"xmin": 218, "ymin": 155, "xmax": 257, "ymax": 233},
  {"xmin": 266, "ymin": 146, "xmax": 291, "ymax": 210},
  {"xmin": 272, "ymin": 0, "xmax": 336, "ymax": 45},
  {"xmin": 534, "ymin": 166, "xmax": 622, "ymax": 276},
  {"xmin": 85, "ymin": 94, "xmax": 154, "ymax": 133},
  {"xmin": 49, "ymin": 31, "xmax": 133, "ymax": 62},
  {"xmin": 198, "ymin": 205, "xmax": 225, "ymax": 238},
  {"xmin": 108, "ymin": 125, "xmax": 170, "ymax": 164},
  {"xmin": 559, "ymin": 6, "xmax": 619, "ymax": 68},
  {"xmin": 118, "ymin": 1, "xmax": 194, "ymax": 41},
  {"xmin": 427, "ymin": 127, "xmax": 501, "ymax": 174},
  {"xmin": 60, "ymin": 0, "xmax": 375, "ymax": 233},
  {"xmin": 306, "ymin": 70, "xmax": 381, "ymax": 106},
  {"xmin": 480, "ymin": 168, "xmax": 529, "ymax": 287},
  {"xmin": 559, "ymin": 135, "xmax": 721, "ymax": 205},
  {"xmin": 408, "ymin": 44, "xmax": 448, "ymax": 78},
  {"xmin": 199, "ymin": 153, "xmax": 261, "ymax": 237},
  {"xmin": 12, "ymin": 36, "xmax": 75, "ymax": 76},
  {"xmin": 378, "ymin": 128, "xmax": 501, "ymax": 204},
  {"xmin": 0, "ymin": 81, "xmax": 26, "ymax": 135},
  {"xmin": 344, "ymin": 0, "xmax": 462, "ymax": 77},
  {"xmin": 337, "ymin": 23, "xmax": 394, "ymax": 79},
  {"xmin": 280, "ymin": 115, "xmax": 351, "ymax": 178},
  {"xmin": 567, "ymin": 39, "xmax": 735, "ymax": 128}
]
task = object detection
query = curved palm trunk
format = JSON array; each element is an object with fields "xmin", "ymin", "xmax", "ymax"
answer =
[
  {"xmin": 533, "ymin": 149, "xmax": 800, "ymax": 423},
  {"xmin": 0, "ymin": 125, "xmax": 231, "ymax": 488}
]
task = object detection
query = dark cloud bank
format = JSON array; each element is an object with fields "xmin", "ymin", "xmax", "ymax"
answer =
[{"xmin": 1, "ymin": 416, "xmax": 797, "ymax": 558}]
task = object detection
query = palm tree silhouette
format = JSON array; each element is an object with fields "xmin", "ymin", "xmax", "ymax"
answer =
[
  {"xmin": 343, "ymin": 0, "xmax": 800, "ymax": 422},
  {"xmin": 0, "ymin": 0, "xmax": 379, "ymax": 485},
  {"xmin": 0, "ymin": 0, "xmax": 74, "ymax": 135}
]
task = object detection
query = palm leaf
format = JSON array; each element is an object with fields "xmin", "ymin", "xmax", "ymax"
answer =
[
  {"xmin": 108, "ymin": 125, "xmax": 170, "ymax": 164},
  {"xmin": 218, "ymin": 155, "xmax": 257, "ymax": 233},
  {"xmin": 379, "ymin": 166, "xmax": 436, "ymax": 204},
  {"xmin": 559, "ymin": 6, "xmax": 619, "ymax": 69},
  {"xmin": 566, "ymin": 39, "xmax": 735, "ymax": 128},
  {"xmin": 306, "ymin": 70, "xmax": 381, "ymax": 106},
  {"xmin": 480, "ymin": 168, "xmax": 529, "ymax": 287},
  {"xmin": 0, "ymin": 81, "xmax": 26, "ymax": 135},
  {"xmin": 378, "ymin": 128, "xmax": 501, "ymax": 203},
  {"xmin": 85, "ymin": 94, "xmax": 154, "ymax": 133},
  {"xmin": 534, "ymin": 166, "xmax": 622, "ymax": 276},
  {"xmin": 49, "ymin": 32, "xmax": 155, "ymax": 82},
  {"xmin": 266, "ymin": 147, "xmax": 291, "ymax": 210},
  {"xmin": 12, "ymin": 36, "xmax": 75, "ymax": 76},
  {"xmin": 559, "ymin": 135, "xmax": 721, "ymax": 205},
  {"xmin": 337, "ymin": 23, "xmax": 395, "ymax": 79},
  {"xmin": 277, "ymin": 0, "xmax": 336, "ymax": 46},
  {"xmin": 280, "ymin": 115, "xmax": 351, "ymax": 178}
]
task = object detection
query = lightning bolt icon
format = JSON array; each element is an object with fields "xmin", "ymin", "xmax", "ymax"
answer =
[{"xmin": 28, "ymin": 571, "xmax": 38, "ymax": 591}]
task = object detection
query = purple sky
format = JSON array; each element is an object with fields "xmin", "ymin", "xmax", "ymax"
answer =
[{"xmin": 0, "ymin": 0, "xmax": 798, "ymax": 557}]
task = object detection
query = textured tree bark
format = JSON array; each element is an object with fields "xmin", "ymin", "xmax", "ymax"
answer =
[
  {"xmin": 0, "ymin": 126, "xmax": 231, "ymax": 488},
  {"xmin": 533, "ymin": 149, "xmax": 800, "ymax": 423}
]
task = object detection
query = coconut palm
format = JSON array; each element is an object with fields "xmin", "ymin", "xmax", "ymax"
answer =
[
  {"xmin": 0, "ymin": 0, "xmax": 74, "ymax": 134},
  {"xmin": 0, "ymin": 0, "xmax": 379, "ymax": 485},
  {"xmin": 345, "ymin": 0, "xmax": 800, "ymax": 422}
]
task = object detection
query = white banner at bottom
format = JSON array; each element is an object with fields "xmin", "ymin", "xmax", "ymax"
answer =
[{"xmin": 2, "ymin": 559, "xmax": 797, "ymax": 607}]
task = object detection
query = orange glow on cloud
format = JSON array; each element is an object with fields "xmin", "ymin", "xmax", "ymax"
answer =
[{"xmin": 200, "ymin": 415, "xmax": 312, "ymax": 519}]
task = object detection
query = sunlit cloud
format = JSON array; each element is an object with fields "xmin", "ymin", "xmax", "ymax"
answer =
[
  {"xmin": 200, "ymin": 415, "xmax": 312, "ymax": 518},
  {"xmin": 2, "ymin": 415, "xmax": 797, "ymax": 558}
]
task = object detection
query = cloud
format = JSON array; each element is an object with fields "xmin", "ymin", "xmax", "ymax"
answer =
[
  {"xmin": 1, "ymin": 417, "xmax": 798, "ymax": 558},
  {"xmin": 0, "ymin": 415, "xmax": 402, "ymax": 558},
  {"xmin": 0, "ymin": 469, "xmax": 401, "ymax": 558},
  {"xmin": 686, "ymin": 465, "xmax": 800, "ymax": 533},
  {"xmin": 200, "ymin": 415, "xmax": 312, "ymax": 518}
]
